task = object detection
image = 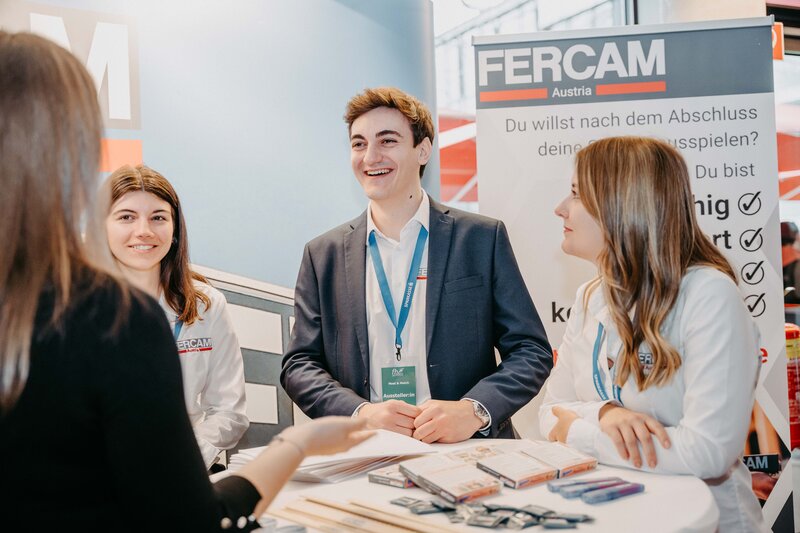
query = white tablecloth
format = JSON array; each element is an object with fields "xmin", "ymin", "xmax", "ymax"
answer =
[{"xmin": 262, "ymin": 440, "xmax": 719, "ymax": 532}]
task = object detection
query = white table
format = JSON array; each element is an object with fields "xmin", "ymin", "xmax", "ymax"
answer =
[{"xmin": 262, "ymin": 441, "xmax": 720, "ymax": 533}]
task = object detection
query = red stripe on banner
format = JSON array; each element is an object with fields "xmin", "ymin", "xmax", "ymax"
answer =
[
  {"xmin": 595, "ymin": 81, "xmax": 666, "ymax": 95},
  {"xmin": 479, "ymin": 88, "xmax": 548, "ymax": 102}
]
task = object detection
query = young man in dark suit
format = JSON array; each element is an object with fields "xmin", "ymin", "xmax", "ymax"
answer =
[{"xmin": 281, "ymin": 87, "xmax": 552, "ymax": 442}]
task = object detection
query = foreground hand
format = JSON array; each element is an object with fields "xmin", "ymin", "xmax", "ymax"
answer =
[
  {"xmin": 357, "ymin": 400, "xmax": 421, "ymax": 437},
  {"xmin": 548, "ymin": 406, "xmax": 579, "ymax": 443},
  {"xmin": 278, "ymin": 416, "xmax": 374, "ymax": 457},
  {"xmin": 599, "ymin": 404, "xmax": 670, "ymax": 468},
  {"xmin": 412, "ymin": 400, "xmax": 483, "ymax": 443}
]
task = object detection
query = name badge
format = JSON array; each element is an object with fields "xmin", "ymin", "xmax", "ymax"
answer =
[{"xmin": 381, "ymin": 365, "xmax": 417, "ymax": 405}]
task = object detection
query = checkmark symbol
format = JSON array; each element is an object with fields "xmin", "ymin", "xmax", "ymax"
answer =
[
  {"xmin": 745, "ymin": 229, "xmax": 762, "ymax": 247},
  {"xmin": 739, "ymin": 192, "xmax": 762, "ymax": 215},
  {"xmin": 741, "ymin": 228, "xmax": 763, "ymax": 251},
  {"xmin": 746, "ymin": 293, "xmax": 765, "ymax": 314},
  {"xmin": 742, "ymin": 261, "xmax": 764, "ymax": 284}
]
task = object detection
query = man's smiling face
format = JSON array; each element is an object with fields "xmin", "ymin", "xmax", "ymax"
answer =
[{"xmin": 350, "ymin": 106, "xmax": 430, "ymax": 204}]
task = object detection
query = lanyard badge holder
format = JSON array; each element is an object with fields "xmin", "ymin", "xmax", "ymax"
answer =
[
  {"xmin": 368, "ymin": 226, "xmax": 428, "ymax": 405},
  {"xmin": 367, "ymin": 226, "xmax": 428, "ymax": 361},
  {"xmin": 592, "ymin": 323, "xmax": 622, "ymax": 404},
  {"xmin": 173, "ymin": 320, "xmax": 184, "ymax": 341}
]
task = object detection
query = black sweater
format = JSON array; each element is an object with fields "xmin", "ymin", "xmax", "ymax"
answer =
[{"xmin": 0, "ymin": 277, "xmax": 260, "ymax": 531}]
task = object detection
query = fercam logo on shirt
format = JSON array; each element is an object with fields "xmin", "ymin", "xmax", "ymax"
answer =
[
  {"xmin": 607, "ymin": 351, "xmax": 654, "ymax": 376},
  {"xmin": 638, "ymin": 351, "xmax": 653, "ymax": 376},
  {"xmin": 177, "ymin": 338, "xmax": 212, "ymax": 354}
]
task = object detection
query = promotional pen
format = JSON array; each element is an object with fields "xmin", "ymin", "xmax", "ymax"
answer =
[
  {"xmin": 546, "ymin": 476, "xmax": 622, "ymax": 492},
  {"xmin": 559, "ymin": 479, "xmax": 627, "ymax": 498},
  {"xmin": 581, "ymin": 482, "xmax": 645, "ymax": 504}
]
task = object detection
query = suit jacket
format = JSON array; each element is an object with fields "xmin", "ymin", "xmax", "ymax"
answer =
[{"xmin": 280, "ymin": 199, "xmax": 553, "ymax": 438}]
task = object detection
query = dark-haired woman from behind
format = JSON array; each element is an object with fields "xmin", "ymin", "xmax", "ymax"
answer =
[{"xmin": 0, "ymin": 30, "xmax": 372, "ymax": 532}]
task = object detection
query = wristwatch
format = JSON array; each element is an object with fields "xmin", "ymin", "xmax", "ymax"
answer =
[{"xmin": 470, "ymin": 400, "xmax": 491, "ymax": 428}]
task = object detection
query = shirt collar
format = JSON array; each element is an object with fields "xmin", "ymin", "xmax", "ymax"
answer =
[{"xmin": 366, "ymin": 189, "xmax": 430, "ymax": 245}]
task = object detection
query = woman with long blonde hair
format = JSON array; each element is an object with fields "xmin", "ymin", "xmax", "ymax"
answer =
[
  {"xmin": 0, "ymin": 31, "xmax": 371, "ymax": 531},
  {"xmin": 541, "ymin": 136, "xmax": 765, "ymax": 532}
]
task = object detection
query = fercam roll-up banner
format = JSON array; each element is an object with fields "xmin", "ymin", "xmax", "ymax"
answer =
[{"xmin": 475, "ymin": 18, "xmax": 788, "ymax": 527}]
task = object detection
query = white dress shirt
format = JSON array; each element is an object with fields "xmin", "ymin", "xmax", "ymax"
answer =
[
  {"xmin": 365, "ymin": 191, "xmax": 432, "ymax": 404},
  {"xmin": 539, "ymin": 266, "xmax": 766, "ymax": 532},
  {"xmin": 160, "ymin": 282, "xmax": 249, "ymax": 468}
]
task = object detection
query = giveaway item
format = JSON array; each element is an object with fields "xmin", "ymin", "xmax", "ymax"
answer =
[
  {"xmin": 516, "ymin": 441, "xmax": 597, "ymax": 478},
  {"xmin": 399, "ymin": 455, "xmax": 502, "ymax": 503},
  {"xmin": 477, "ymin": 441, "xmax": 596, "ymax": 489},
  {"xmin": 581, "ymin": 482, "xmax": 645, "ymax": 504},
  {"xmin": 390, "ymin": 496, "xmax": 422, "ymax": 508},
  {"xmin": 477, "ymin": 450, "xmax": 558, "ymax": 488},
  {"xmin": 557, "ymin": 512, "xmax": 594, "ymax": 523},
  {"xmin": 547, "ymin": 476, "xmax": 621, "ymax": 492},
  {"xmin": 409, "ymin": 501, "xmax": 443, "ymax": 515},
  {"xmin": 541, "ymin": 518, "xmax": 577, "ymax": 529},
  {"xmin": 506, "ymin": 513, "xmax": 541, "ymax": 529},
  {"xmin": 559, "ymin": 479, "xmax": 627, "ymax": 499},
  {"xmin": 466, "ymin": 514, "xmax": 506, "ymax": 528},
  {"xmin": 368, "ymin": 465, "xmax": 415, "ymax": 488},
  {"xmin": 518, "ymin": 504, "xmax": 556, "ymax": 518}
]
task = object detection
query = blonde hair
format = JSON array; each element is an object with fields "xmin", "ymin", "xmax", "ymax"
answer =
[
  {"xmin": 107, "ymin": 165, "xmax": 210, "ymax": 325},
  {"xmin": 577, "ymin": 136, "xmax": 735, "ymax": 390},
  {"xmin": 0, "ymin": 32, "xmax": 121, "ymax": 410}
]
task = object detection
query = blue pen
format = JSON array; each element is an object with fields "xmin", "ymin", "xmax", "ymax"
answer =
[
  {"xmin": 559, "ymin": 479, "xmax": 627, "ymax": 498},
  {"xmin": 547, "ymin": 476, "xmax": 622, "ymax": 493},
  {"xmin": 581, "ymin": 482, "xmax": 645, "ymax": 504}
]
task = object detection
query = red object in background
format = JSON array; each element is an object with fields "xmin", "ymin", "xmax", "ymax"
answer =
[
  {"xmin": 439, "ymin": 112, "xmax": 477, "ymax": 203},
  {"xmin": 786, "ymin": 323, "xmax": 800, "ymax": 449},
  {"xmin": 778, "ymin": 133, "xmax": 800, "ymax": 200},
  {"xmin": 778, "ymin": 133, "xmax": 800, "ymax": 175},
  {"xmin": 773, "ymin": 22, "xmax": 784, "ymax": 61}
]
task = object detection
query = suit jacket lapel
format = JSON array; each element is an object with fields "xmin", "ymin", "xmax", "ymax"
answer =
[
  {"xmin": 344, "ymin": 211, "xmax": 369, "ymax": 370},
  {"xmin": 426, "ymin": 199, "xmax": 453, "ymax": 358}
]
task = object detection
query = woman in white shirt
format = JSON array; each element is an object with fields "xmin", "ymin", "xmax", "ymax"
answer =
[
  {"xmin": 106, "ymin": 164, "xmax": 248, "ymax": 470},
  {"xmin": 541, "ymin": 136, "xmax": 766, "ymax": 532}
]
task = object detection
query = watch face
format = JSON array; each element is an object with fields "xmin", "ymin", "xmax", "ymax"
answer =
[{"xmin": 473, "ymin": 402, "xmax": 489, "ymax": 423}]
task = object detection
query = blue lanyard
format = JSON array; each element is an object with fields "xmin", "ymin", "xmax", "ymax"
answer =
[
  {"xmin": 367, "ymin": 225, "xmax": 428, "ymax": 361},
  {"xmin": 591, "ymin": 323, "xmax": 622, "ymax": 404},
  {"xmin": 173, "ymin": 320, "xmax": 184, "ymax": 341}
]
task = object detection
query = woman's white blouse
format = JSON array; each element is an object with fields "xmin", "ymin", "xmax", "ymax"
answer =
[
  {"xmin": 539, "ymin": 266, "xmax": 766, "ymax": 532},
  {"xmin": 161, "ymin": 282, "xmax": 249, "ymax": 468}
]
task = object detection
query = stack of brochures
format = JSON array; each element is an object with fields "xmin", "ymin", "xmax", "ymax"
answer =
[
  {"xmin": 476, "ymin": 440, "xmax": 597, "ymax": 488},
  {"xmin": 368, "ymin": 465, "xmax": 416, "ymax": 488},
  {"xmin": 398, "ymin": 440, "xmax": 597, "ymax": 501},
  {"xmin": 227, "ymin": 429, "xmax": 434, "ymax": 483},
  {"xmin": 399, "ymin": 453, "xmax": 504, "ymax": 503}
]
